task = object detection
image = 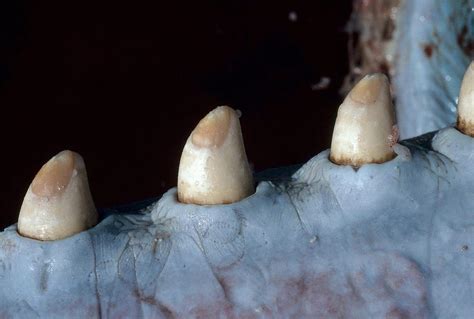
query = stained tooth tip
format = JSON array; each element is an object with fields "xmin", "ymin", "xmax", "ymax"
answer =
[
  {"xmin": 350, "ymin": 73, "xmax": 388, "ymax": 104},
  {"xmin": 31, "ymin": 150, "xmax": 76, "ymax": 197},
  {"xmin": 191, "ymin": 105, "xmax": 233, "ymax": 148}
]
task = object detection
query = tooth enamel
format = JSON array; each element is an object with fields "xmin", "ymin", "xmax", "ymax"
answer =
[
  {"xmin": 457, "ymin": 61, "xmax": 474, "ymax": 137},
  {"xmin": 330, "ymin": 73, "xmax": 397, "ymax": 166},
  {"xmin": 18, "ymin": 150, "xmax": 98, "ymax": 240},
  {"xmin": 177, "ymin": 106, "xmax": 254, "ymax": 205}
]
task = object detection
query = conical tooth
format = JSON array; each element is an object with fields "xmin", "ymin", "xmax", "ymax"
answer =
[
  {"xmin": 330, "ymin": 73, "xmax": 398, "ymax": 166},
  {"xmin": 177, "ymin": 106, "xmax": 254, "ymax": 205},
  {"xmin": 18, "ymin": 150, "xmax": 98, "ymax": 241},
  {"xmin": 457, "ymin": 61, "xmax": 474, "ymax": 137}
]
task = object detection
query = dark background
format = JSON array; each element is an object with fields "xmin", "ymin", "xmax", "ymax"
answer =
[{"xmin": 0, "ymin": 1, "xmax": 352, "ymax": 229}]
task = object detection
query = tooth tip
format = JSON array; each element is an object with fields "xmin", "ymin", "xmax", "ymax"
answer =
[
  {"xmin": 457, "ymin": 61, "xmax": 474, "ymax": 137},
  {"xmin": 18, "ymin": 150, "xmax": 98, "ymax": 241},
  {"xmin": 31, "ymin": 150, "xmax": 76, "ymax": 197},
  {"xmin": 350, "ymin": 73, "xmax": 388, "ymax": 104},
  {"xmin": 330, "ymin": 73, "xmax": 396, "ymax": 167},
  {"xmin": 191, "ymin": 105, "xmax": 233, "ymax": 148},
  {"xmin": 178, "ymin": 105, "xmax": 254, "ymax": 205}
]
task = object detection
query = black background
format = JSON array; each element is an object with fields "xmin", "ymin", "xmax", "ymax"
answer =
[{"xmin": 0, "ymin": 1, "xmax": 352, "ymax": 229}]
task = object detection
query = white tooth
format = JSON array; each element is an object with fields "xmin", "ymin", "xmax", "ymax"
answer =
[
  {"xmin": 18, "ymin": 150, "xmax": 98, "ymax": 241},
  {"xmin": 330, "ymin": 73, "xmax": 398, "ymax": 166},
  {"xmin": 457, "ymin": 61, "xmax": 474, "ymax": 137},
  {"xmin": 177, "ymin": 106, "xmax": 254, "ymax": 205}
]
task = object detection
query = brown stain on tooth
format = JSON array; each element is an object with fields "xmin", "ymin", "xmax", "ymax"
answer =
[
  {"xmin": 457, "ymin": 117, "xmax": 474, "ymax": 137},
  {"xmin": 329, "ymin": 152, "xmax": 396, "ymax": 167},
  {"xmin": 178, "ymin": 194, "xmax": 235, "ymax": 205},
  {"xmin": 349, "ymin": 74, "xmax": 384, "ymax": 104},
  {"xmin": 31, "ymin": 150, "xmax": 75, "ymax": 197},
  {"xmin": 388, "ymin": 125, "xmax": 399, "ymax": 148},
  {"xmin": 191, "ymin": 106, "xmax": 232, "ymax": 148}
]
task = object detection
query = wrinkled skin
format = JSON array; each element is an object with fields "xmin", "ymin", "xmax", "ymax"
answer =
[{"xmin": 1, "ymin": 1, "xmax": 474, "ymax": 318}]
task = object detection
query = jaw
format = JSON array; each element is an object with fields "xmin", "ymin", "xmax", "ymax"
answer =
[
  {"xmin": 1, "ymin": 1, "xmax": 474, "ymax": 318},
  {"xmin": 1, "ymin": 128, "xmax": 473, "ymax": 318}
]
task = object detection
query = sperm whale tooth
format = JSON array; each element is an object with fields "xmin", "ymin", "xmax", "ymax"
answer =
[
  {"xmin": 177, "ymin": 105, "xmax": 254, "ymax": 205},
  {"xmin": 18, "ymin": 150, "xmax": 98, "ymax": 241},
  {"xmin": 330, "ymin": 73, "xmax": 397, "ymax": 166},
  {"xmin": 457, "ymin": 61, "xmax": 474, "ymax": 137}
]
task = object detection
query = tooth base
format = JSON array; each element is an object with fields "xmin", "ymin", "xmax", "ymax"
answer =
[
  {"xmin": 178, "ymin": 188, "xmax": 253, "ymax": 206},
  {"xmin": 329, "ymin": 103, "xmax": 397, "ymax": 167},
  {"xmin": 457, "ymin": 117, "xmax": 474, "ymax": 137},
  {"xmin": 177, "ymin": 140, "xmax": 254, "ymax": 205},
  {"xmin": 329, "ymin": 152, "xmax": 396, "ymax": 167},
  {"xmin": 18, "ymin": 191, "xmax": 97, "ymax": 241}
]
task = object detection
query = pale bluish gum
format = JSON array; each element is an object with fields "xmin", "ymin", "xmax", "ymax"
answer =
[
  {"xmin": 457, "ymin": 61, "xmax": 474, "ymax": 137},
  {"xmin": 178, "ymin": 106, "xmax": 254, "ymax": 205},
  {"xmin": 18, "ymin": 150, "xmax": 98, "ymax": 241},
  {"xmin": 330, "ymin": 73, "xmax": 397, "ymax": 167}
]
